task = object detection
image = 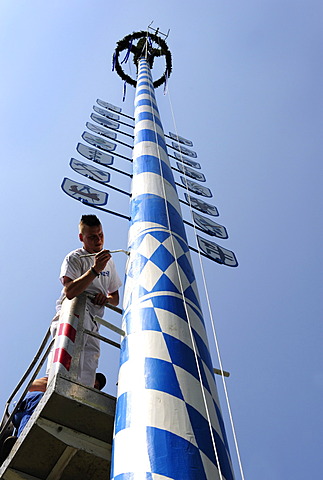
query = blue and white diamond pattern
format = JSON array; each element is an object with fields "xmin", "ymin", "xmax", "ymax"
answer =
[
  {"xmin": 111, "ymin": 58, "xmax": 235, "ymax": 480},
  {"xmin": 123, "ymin": 229, "xmax": 199, "ymax": 311},
  {"xmin": 114, "ymin": 315, "xmax": 234, "ymax": 480}
]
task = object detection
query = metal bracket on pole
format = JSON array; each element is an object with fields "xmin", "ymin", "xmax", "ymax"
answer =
[{"xmin": 213, "ymin": 368, "xmax": 230, "ymax": 377}]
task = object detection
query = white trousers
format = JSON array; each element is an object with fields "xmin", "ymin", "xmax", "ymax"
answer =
[
  {"xmin": 78, "ymin": 309, "xmax": 100, "ymax": 387},
  {"xmin": 47, "ymin": 307, "xmax": 100, "ymax": 388}
]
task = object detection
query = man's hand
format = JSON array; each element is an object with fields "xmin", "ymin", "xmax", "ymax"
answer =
[
  {"xmin": 90, "ymin": 290, "xmax": 120, "ymax": 307},
  {"xmin": 91, "ymin": 292, "xmax": 109, "ymax": 306},
  {"xmin": 93, "ymin": 249, "xmax": 111, "ymax": 273}
]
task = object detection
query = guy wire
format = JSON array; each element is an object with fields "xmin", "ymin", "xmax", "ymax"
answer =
[{"xmin": 166, "ymin": 83, "xmax": 246, "ymax": 480}]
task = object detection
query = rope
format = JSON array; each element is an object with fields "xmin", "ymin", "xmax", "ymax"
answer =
[
  {"xmin": 166, "ymin": 83, "xmax": 246, "ymax": 480},
  {"xmin": 137, "ymin": 61, "xmax": 224, "ymax": 479}
]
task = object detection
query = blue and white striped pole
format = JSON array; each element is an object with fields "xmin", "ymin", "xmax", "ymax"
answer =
[{"xmin": 111, "ymin": 58, "xmax": 235, "ymax": 480}]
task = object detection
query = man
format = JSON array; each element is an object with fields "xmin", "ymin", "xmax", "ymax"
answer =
[
  {"xmin": 0, "ymin": 378, "xmax": 48, "ymax": 463},
  {"xmin": 94, "ymin": 372, "xmax": 107, "ymax": 390},
  {"xmin": 13, "ymin": 377, "xmax": 48, "ymax": 438},
  {"xmin": 48, "ymin": 214, "xmax": 122, "ymax": 387}
]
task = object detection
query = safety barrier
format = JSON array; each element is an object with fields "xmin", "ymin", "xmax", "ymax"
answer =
[{"xmin": 0, "ymin": 292, "xmax": 123, "ymax": 462}]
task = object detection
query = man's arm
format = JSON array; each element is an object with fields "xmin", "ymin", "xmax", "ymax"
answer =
[
  {"xmin": 64, "ymin": 250, "xmax": 111, "ymax": 300},
  {"xmin": 28, "ymin": 377, "xmax": 48, "ymax": 392},
  {"xmin": 107, "ymin": 290, "xmax": 119, "ymax": 306},
  {"xmin": 63, "ymin": 270, "xmax": 97, "ymax": 300}
]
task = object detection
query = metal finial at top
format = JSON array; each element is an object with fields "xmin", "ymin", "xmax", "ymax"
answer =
[{"xmin": 147, "ymin": 21, "xmax": 170, "ymax": 40}]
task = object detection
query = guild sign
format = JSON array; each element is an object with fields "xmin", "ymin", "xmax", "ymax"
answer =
[
  {"xmin": 82, "ymin": 132, "xmax": 116, "ymax": 153},
  {"xmin": 181, "ymin": 177, "xmax": 212, "ymax": 197},
  {"xmin": 93, "ymin": 105, "xmax": 120, "ymax": 122},
  {"xmin": 70, "ymin": 158, "xmax": 110, "ymax": 185},
  {"xmin": 169, "ymin": 131, "xmax": 193, "ymax": 147},
  {"xmin": 177, "ymin": 163, "xmax": 206, "ymax": 182},
  {"xmin": 76, "ymin": 143, "xmax": 114, "ymax": 166},
  {"xmin": 192, "ymin": 211, "xmax": 228, "ymax": 239},
  {"xmin": 174, "ymin": 151, "xmax": 201, "ymax": 169},
  {"xmin": 97, "ymin": 99, "xmax": 122, "ymax": 113},
  {"xmin": 184, "ymin": 194, "xmax": 219, "ymax": 216},
  {"xmin": 91, "ymin": 113, "xmax": 120, "ymax": 130},
  {"xmin": 61, "ymin": 178, "xmax": 108, "ymax": 206},
  {"xmin": 86, "ymin": 122, "xmax": 117, "ymax": 140},
  {"xmin": 197, "ymin": 236, "xmax": 238, "ymax": 267},
  {"xmin": 172, "ymin": 142, "xmax": 197, "ymax": 158}
]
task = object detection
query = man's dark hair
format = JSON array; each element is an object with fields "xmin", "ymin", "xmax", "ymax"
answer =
[
  {"xmin": 79, "ymin": 215, "xmax": 101, "ymax": 228},
  {"xmin": 95, "ymin": 373, "xmax": 107, "ymax": 390}
]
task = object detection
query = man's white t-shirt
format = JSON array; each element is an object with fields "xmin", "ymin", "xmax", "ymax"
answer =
[{"xmin": 55, "ymin": 247, "xmax": 122, "ymax": 318}]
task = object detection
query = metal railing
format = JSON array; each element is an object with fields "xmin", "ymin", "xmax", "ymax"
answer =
[
  {"xmin": 0, "ymin": 293, "xmax": 123, "ymax": 450},
  {"xmin": 0, "ymin": 329, "xmax": 54, "ymax": 445}
]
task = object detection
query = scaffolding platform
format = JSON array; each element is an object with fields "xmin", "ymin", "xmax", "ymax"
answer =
[{"xmin": 0, "ymin": 374, "xmax": 116, "ymax": 480}]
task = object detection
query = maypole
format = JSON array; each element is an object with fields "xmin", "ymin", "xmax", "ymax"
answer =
[
  {"xmin": 0, "ymin": 24, "xmax": 241, "ymax": 480},
  {"xmin": 111, "ymin": 30, "xmax": 235, "ymax": 480}
]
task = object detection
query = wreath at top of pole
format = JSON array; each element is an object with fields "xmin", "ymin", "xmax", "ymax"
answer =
[{"xmin": 113, "ymin": 30, "xmax": 172, "ymax": 89}]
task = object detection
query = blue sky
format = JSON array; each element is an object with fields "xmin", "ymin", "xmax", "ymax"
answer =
[{"xmin": 0, "ymin": 1, "xmax": 322, "ymax": 479}]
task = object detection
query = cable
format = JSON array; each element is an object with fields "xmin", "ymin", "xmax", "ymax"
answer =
[{"xmin": 166, "ymin": 82, "xmax": 246, "ymax": 480}]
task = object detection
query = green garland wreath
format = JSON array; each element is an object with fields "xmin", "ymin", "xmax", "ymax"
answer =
[{"xmin": 113, "ymin": 30, "xmax": 172, "ymax": 88}]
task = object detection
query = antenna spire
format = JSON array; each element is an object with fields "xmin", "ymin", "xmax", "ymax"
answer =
[{"xmin": 147, "ymin": 21, "xmax": 170, "ymax": 39}]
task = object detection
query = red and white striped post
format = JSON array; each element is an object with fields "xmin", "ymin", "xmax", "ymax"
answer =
[{"xmin": 47, "ymin": 293, "xmax": 86, "ymax": 384}]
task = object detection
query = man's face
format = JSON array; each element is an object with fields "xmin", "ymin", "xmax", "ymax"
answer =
[{"xmin": 79, "ymin": 224, "xmax": 104, "ymax": 253}]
